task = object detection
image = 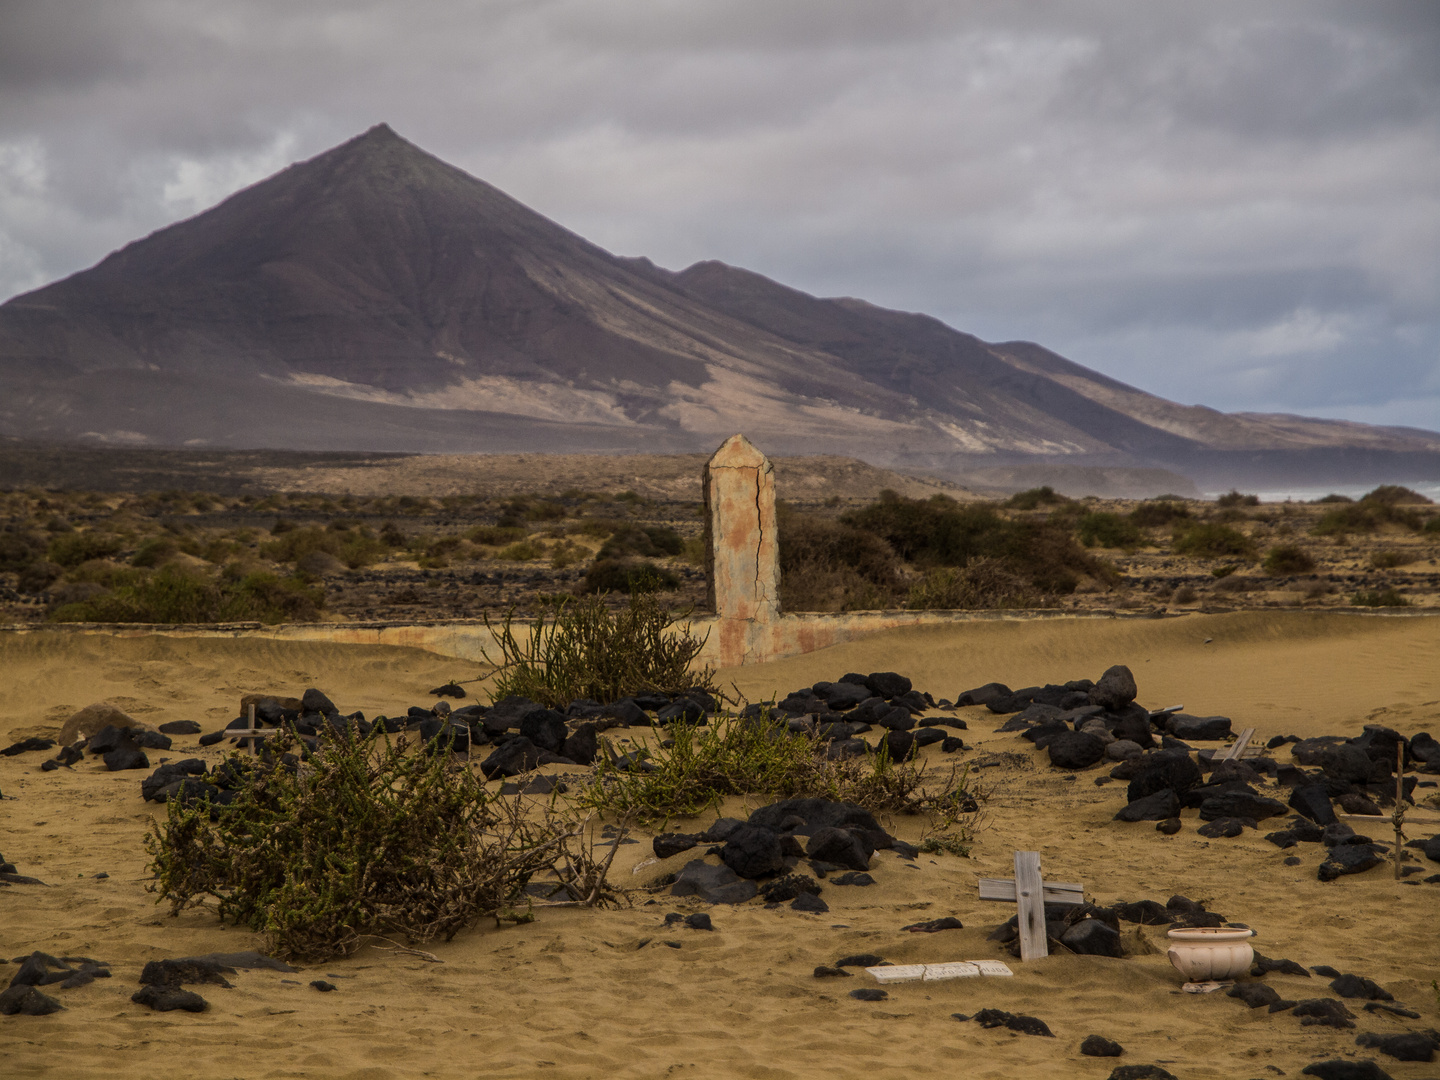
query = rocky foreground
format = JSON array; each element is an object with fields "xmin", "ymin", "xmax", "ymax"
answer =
[{"xmin": 5, "ymin": 655, "xmax": 1439, "ymax": 1078}]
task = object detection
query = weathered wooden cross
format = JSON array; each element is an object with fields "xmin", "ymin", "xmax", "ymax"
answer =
[{"xmin": 978, "ymin": 851, "xmax": 1084, "ymax": 962}]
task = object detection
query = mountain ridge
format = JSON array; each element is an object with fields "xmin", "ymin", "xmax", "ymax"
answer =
[{"xmin": 1, "ymin": 123, "xmax": 1436, "ymax": 488}]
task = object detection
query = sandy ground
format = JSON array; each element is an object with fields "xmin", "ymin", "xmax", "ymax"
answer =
[{"xmin": 2, "ymin": 611, "xmax": 1439, "ymax": 1079}]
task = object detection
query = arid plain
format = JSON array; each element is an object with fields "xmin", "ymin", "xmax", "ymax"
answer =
[{"xmin": 3, "ymin": 609, "xmax": 1439, "ymax": 1080}]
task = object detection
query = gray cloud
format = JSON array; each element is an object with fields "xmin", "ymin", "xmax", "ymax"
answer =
[{"xmin": 1, "ymin": 0, "xmax": 1436, "ymax": 428}]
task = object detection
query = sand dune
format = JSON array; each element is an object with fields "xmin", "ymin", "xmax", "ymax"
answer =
[{"xmin": 2, "ymin": 611, "xmax": 1438, "ymax": 1079}]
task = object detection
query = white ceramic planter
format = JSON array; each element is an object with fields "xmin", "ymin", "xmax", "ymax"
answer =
[{"xmin": 1165, "ymin": 927, "xmax": 1255, "ymax": 981}]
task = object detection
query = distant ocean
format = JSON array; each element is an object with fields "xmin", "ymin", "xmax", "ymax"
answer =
[{"xmin": 1202, "ymin": 480, "xmax": 1440, "ymax": 503}]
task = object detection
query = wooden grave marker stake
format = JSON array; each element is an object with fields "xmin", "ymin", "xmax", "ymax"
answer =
[{"xmin": 978, "ymin": 851, "xmax": 1084, "ymax": 962}]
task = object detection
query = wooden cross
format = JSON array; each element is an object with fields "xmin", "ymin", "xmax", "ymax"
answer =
[
  {"xmin": 1218, "ymin": 727, "xmax": 1257, "ymax": 763},
  {"xmin": 236, "ymin": 703, "xmax": 261, "ymax": 756},
  {"xmin": 978, "ymin": 851, "xmax": 1084, "ymax": 962}
]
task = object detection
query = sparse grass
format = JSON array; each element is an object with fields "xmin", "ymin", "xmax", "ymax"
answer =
[
  {"xmin": 918, "ymin": 834, "xmax": 972, "ymax": 857},
  {"xmin": 482, "ymin": 590, "xmax": 713, "ymax": 708},
  {"xmin": 497, "ymin": 539, "xmax": 547, "ymax": 561},
  {"xmin": 1370, "ymin": 551, "xmax": 1414, "ymax": 569},
  {"xmin": 906, "ymin": 559, "xmax": 1041, "ymax": 610},
  {"xmin": 1352, "ymin": 588, "xmax": 1409, "ymax": 607},
  {"xmin": 597, "ymin": 524, "xmax": 684, "ymax": 560},
  {"xmin": 1129, "ymin": 500, "xmax": 1191, "ymax": 528},
  {"xmin": 144, "ymin": 729, "xmax": 579, "ymax": 960},
  {"xmin": 579, "ymin": 714, "xmax": 946, "ymax": 822},
  {"xmin": 47, "ymin": 564, "xmax": 323, "ymax": 623},
  {"xmin": 1171, "ymin": 585, "xmax": 1198, "ymax": 604}
]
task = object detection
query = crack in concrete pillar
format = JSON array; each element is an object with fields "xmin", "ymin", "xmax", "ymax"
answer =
[{"xmin": 702, "ymin": 433, "xmax": 779, "ymax": 667}]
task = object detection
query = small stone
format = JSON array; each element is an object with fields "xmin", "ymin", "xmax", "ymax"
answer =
[
  {"xmin": 1106, "ymin": 1068, "xmax": 1179, "ymax": 1080},
  {"xmin": 1228, "ymin": 982, "xmax": 1281, "ymax": 1008},
  {"xmin": 1329, "ymin": 973, "xmax": 1393, "ymax": 1000},
  {"xmin": 1292, "ymin": 999, "xmax": 1356, "ymax": 1029},
  {"xmin": 1299, "ymin": 1061, "xmax": 1396, "ymax": 1080},
  {"xmin": 835, "ymin": 953, "xmax": 885, "ymax": 968},
  {"xmin": 1060, "ymin": 918, "xmax": 1123, "ymax": 957},
  {"xmin": 1155, "ymin": 817, "xmax": 1182, "ymax": 835},
  {"xmin": 683, "ymin": 913, "xmax": 712, "ymax": 931},
  {"xmin": 900, "ymin": 917, "xmax": 962, "ymax": 933},
  {"xmin": 849, "ymin": 988, "xmax": 888, "ymax": 1001},
  {"xmin": 1197, "ymin": 817, "xmax": 1250, "ymax": 839},
  {"xmin": 813, "ymin": 965, "xmax": 852, "ymax": 978},
  {"xmin": 831, "ymin": 872, "xmax": 874, "ymax": 886},
  {"xmin": 0, "ymin": 985, "xmax": 64, "ymax": 1015},
  {"xmin": 131, "ymin": 985, "xmax": 208, "ymax": 1012},
  {"xmin": 1318, "ymin": 845, "xmax": 1385, "ymax": 881},
  {"xmin": 791, "ymin": 892, "xmax": 829, "ymax": 913},
  {"xmin": 158, "ymin": 720, "xmax": 202, "ymax": 735},
  {"xmin": 653, "ymin": 833, "xmax": 700, "ymax": 860},
  {"xmin": 1355, "ymin": 1031, "xmax": 1439, "ymax": 1062},
  {"xmin": 310, "ymin": 980, "xmax": 337, "ymax": 992},
  {"xmin": 973, "ymin": 1008, "xmax": 1054, "ymax": 1037},
  {"xmin": 1080, "ymin": 1035, "xmax": 1124, "ymax": 1057}
]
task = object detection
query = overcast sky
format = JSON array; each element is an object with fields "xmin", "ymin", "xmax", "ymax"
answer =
[{"xmin": 2, "ymin": 0, "xmax": 1437, "ymax": 430}]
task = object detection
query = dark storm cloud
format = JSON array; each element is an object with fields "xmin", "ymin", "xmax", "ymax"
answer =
[{"xmin": 1, "ymin": 0, "xmax": 1436, "ymax": 426}]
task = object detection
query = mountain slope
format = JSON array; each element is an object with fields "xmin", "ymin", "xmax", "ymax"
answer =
[{"xmin": 1, "ymin": 123, "xmax": 1436, "ymax": 485}]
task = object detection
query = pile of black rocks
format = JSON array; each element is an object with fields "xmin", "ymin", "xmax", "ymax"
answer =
[
  {"xmin": 958, "ymin": 662, "xmax": 1440, "ymax": 884},
  {"xmin": 651, "ymin": 796, "xmax": 919, "ymax": 909}
]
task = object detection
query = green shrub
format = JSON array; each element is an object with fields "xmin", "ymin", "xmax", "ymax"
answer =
[
  {"xmin": 906, "ymin": 559, "xmax": 1041, "ymax": 610},
  {"xmin": 130, "ymin": 537, "xmax": 178, "ymax": 567},
  {"xmin": 0, "ymin": 526, "xmax": 47, "ymax": 571},
  {"xmin": 580, "ymin": 715, "xmax": 945, "ymax": 822},
  {"xmin": 1171, "ymin": 585, "xmax": 1198, "ymax": 604},
  {"xmin": 483, "ymin": 591, "xmax": 713, "ymax": 708},
  {"xmin": 1004, "ymin": 486, "xmax": 1069, "ymax": 510},
  {"xmin": 1263, "ymin": 544, "xmax": 1315, "ymax": 575},
  {"xmin": 582, "ymin": 558, "xmax": 680, "ymax": 594},
  {"xmin": 1352, "ymin": 588, "xmax": 1409, "ymax": 607},
  {"xmin": 1361, "ymin": 485, "xmax": 1432, "ymax": 505},
  {"xmin": 144, "ymin": 731, "xmax": 572, "ymax": 960},
  {"xmin": 48, "ymin": 565, "xmax": 322, "ymax": 624},
  {"xmin": 597, "ymin": 524, "xmax": 684, "ymax": 560},
  {"xmin": 1313, "ymin": 493, "xmax": 1353, "ymax": 504},
  {"xmin": 1216, "ymin": 490, "xmax": 1260, "ymax": 508},
  {"xmin": 1129, "ymin": 501, "xmax": 1191, "ymax": 528},
  {"xmin": 1211, "ymin": 564, "xmax": 1239, "ymax": 579},
  {"xmin": 260, "ymin": 526, "xmax": 342, "ymax": 564},
  {"xmin": 1076, "ymin": 512, "xmax": 1143, "ymax": 550},
  {"xmin": 1312, "ymin": 503, "xmax": 1380, "ymax": 536},
  {"xmin": 1173, "ymin": 522, "xmax": 1256, "ymax": 559},
  {"xmin": 47, "ymin": 531, "xmax": 123, "ymax": 568},
  {"xmin": 778, "ymin": 508, "xmax": 902, "ymax": 611},
  {"xmin": 1424, "ymin": 515, "xmax": 1440, "ymax": 534},
  {"xmin": 840, "ymin": 491, "xmax": 1111, "ymax": 594}
]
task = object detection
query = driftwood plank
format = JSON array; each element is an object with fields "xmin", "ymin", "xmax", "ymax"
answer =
[{"xmin": 1013, "ymin": 851, "xmax": 1048, "ymax": 962}]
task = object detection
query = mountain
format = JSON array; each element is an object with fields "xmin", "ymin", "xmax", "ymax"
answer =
[{"xmin": 2, "ymin": 123, "xmax": 1437, "ymax": 488}]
